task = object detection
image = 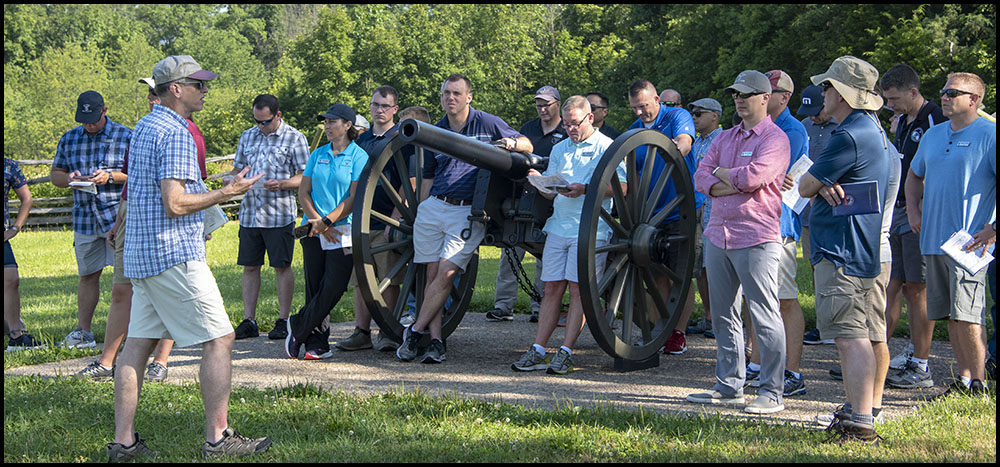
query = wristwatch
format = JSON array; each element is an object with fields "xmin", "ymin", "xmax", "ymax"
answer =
[
  {"xmin": 712, "ymin": 167, "xmax": 721, "ymax": 177},
  {"xmin": 108, "ymin": 171, "xmax": 115, "ymax": 184},
  {"xmin": 322, "ymin": 217, "xmax": 334, "ymax": 227},
  {"xmin": 9, "ymin": 225, "xmax": 19, "ymax": 232}
]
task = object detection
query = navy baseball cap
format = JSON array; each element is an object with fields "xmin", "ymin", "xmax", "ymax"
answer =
[
  {"xmin": 796, "ymin": 85, "xmax": 825, "ymax": 116},
  {"xmin": 75, "ymin": 91, "xmax": 105, "ymax": 124},
  {"xmin": 317, "ymin": 103, "xmax": 357, "ymax": 124}
]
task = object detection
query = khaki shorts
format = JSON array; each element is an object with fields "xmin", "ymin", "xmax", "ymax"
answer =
[
  {"xmin": 128, "ymin": 261, "xmax": 234, "ymax": 348},
  {"xmin": 74, "ymin": 230, "xmax": 113, "ymax": 276},
  {"xmin": 539, "ymin": 233, "xmax": 608, "ymax": 283},
  {"xmin": 412, "ymin": 196, "xmax": 484, "ymax": 271},
  {"xmin": 777, "ymin": 236, "xmax": 799, "ymax": 300},
  {"xmin": 815, "ymin": 259, "xmax": 884, "ymax": 342},
  {"xmin": 349, "ymin": 230, "xmax": 403, "ymax": 287},
  {"xmin": 112, "ymin": 203, "xmax": 130, "ymax": 285},
  {"xmin": 925, "ymin": 254, "xmax": 988, "ymax": 325}
]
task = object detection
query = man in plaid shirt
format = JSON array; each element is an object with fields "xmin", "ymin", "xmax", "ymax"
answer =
[
  {"xmin": 50, "ymin": 91, "xmax": 131, "ymax": 350},
  {"xmin": 228, "ymin": 94, "xmax": 310, "ymax": 340}
]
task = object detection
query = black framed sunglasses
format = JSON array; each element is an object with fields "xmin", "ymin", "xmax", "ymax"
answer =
[
  {"xmin": 177, "ymin": 80, "xmax": 208, "ymax": 91},
  {"xmin": 731, "ymin": 92, "xmax": 763, "ymax": 100},
  {"xmin": 939, "ymin": 88, "xmax": 975, "ymax": 99},
  {"xmin": 254, "ymin": 117, "xmax": 275, "ymax": 126},
  {"xmin": 819, "ymin": 81, "xmax": 835, "ymax": 91}
]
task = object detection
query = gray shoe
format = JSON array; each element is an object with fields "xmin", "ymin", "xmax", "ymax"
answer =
[
  {"xmin": 744, "ymin": 395, "xmax": 784, "ymax": 414},
  {"xmin": 107, "ymin": 432, "xmax": 156, "ymax": 462},
  {"xmin": 512, "ymin": 349, "xmax": 550, "ymax": 372},
  {"xmin": 420, "ymin": 338, "xmax": 446, "ymax": 364},
  {"xmin": 886, "ymin": 360, "xmax": 934, "ymax": 389},
  {"xmin": 888, "ymin": 343, "xmax": 914, "ymax": 371},
  {"xmin": 201, "ymin": 427, "xmax": 271, "ymax": 459},
  {"xmin": 335, "ymin": 328, "xmax": 373, "ymax": 351},
  {"xmin": 486, "ymin": 308, "xmax": 514, "ymax": 321},
  {"xmin": 686, "ymin": 389, "xmax": 744, "ymax": 405},
  {"xmin": 373, "ymin": 331, "xmax": 401, "ymax": 351},
  {"xmin": 396, "ymin": 325, "xmax": 421, "ymax": 362},
  {"xmin": 546, "ymin": 348, "xmax": 574, "ymax": 375},
  {"xmin": 76, "ymin": 361, "xmax": 114, "ymax": 381},
  {"xmin": 144, "ymin": 362, "xmax": 168, "ymax": 382},
  {"xmin": 399, "ymin": 310, "xmax": 416, "ymax": 327},
  {"xmin": 62, "ymin": 328, "xmax": 96, "ymax": 349},
  {"xmin": 686, "ymin": 316, "xmax": 712, "ymax": 334}
]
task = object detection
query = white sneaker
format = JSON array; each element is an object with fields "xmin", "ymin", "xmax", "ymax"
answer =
[
  {"xmin": 888, "ymin": 343, "xmax": 914, "ymax": 370},
  {"xmin": 744, "ymin": 395, "xmax": 784, "ymax": 414}
]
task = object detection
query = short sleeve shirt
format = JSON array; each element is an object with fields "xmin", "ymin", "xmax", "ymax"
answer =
[
  {"xmin": 628, "ymin": 104, "xmax": 700, "ymax": 223},
  {"xmin": 799, "ymin": 116, "xmax": 840, "ymax": 228},
  {"xmin": 775, "ymin": 107, "xmax": 810, "ymax": 240},
  {"xmin": 910, "ymin": 117, "xmax": 996, "ymax": 256},
  {"xmin": 356, "ymin": 124, "xmax": 407, "ymax": 230},
  {"xmin": 4, "ymin": 158, "xmax": 28, "ymax": 230},
  {"xmin": 302, "ymin": 141, "xmax": 369, "ymax": 227},
  {"xmin": 894, "ymin": 100, "xmax": 946, "ymax": 206},
  {"xmin": 124, "ymin": 105, "xmax": 206, "ymax": 279},
  {"xmin": 53, "ymin": 119, "xmax": 131, "ymax": 235},
  {"xmin": 806, "ymin": 110, "xmax": 891, "ymax": 278},
  {"xmin": 542, "ymin": 130, "xmax": 624, "ymax": 240},
  {"xmin": 424, "ymin": 107, "xmax": 524, "ymax": 201},
  {"xmin": 233, "ymin": 121, "xmax": 310, "ymax": 228},
  {"xmin": 520, "ymin": 118, "xmax": 567, "ymax": 157}
]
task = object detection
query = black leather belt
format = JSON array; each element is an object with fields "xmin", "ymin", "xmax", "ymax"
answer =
[{"xmin": 433, "ymin": 194, "xmax": 473, "ymax": 206}]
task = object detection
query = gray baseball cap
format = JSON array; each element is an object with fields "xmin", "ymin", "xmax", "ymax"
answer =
[
  {"xmin": 689, "ymin": 98, "xmax": 723, "ymax": 114},
  {"xmin": 151, "ymin": 55, "xmax": 218, "ymax": 85},
  {"xmin": 534, "ymin": 85, "xmax": 561, "ymax": 102},
  {"xmin": 724, "ymin": 70, "xmax": 771, "ymax": 95}
]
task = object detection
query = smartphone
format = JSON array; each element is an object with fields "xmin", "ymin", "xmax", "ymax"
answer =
[{"xmin": 293, "ymin": 223, "xmax": 312, "ymax": 239}]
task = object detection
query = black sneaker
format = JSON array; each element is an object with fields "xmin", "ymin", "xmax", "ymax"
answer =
[
  {"xmin": 803, "ymin": 328, "xmax": 835, "ymax": 345},
  {"xmin": 5, "ymin": 332, "xmax": 44, "ymax": 352},
  {"xmin": 107, "ymin": 432, "xmax": 156, "ymax": 462},
  {"xmin": 284, "ymin": 316, "xmax": 301, "ymax": 359},
  {"xmin": 486, "ymin": 308, "xmax": 514, "ymax": 321},
  {"xmin": 267, "ymin": 319, "xmax": 287, "ymax": 340},
  {"xmin": 234, "ymin": 319, "xmax": 259, "ymax": 339},
  {"xmin": 529, "ymin": 311, "xmax": 539, "ymax": 323},
  {"xmin": 396, "ymin": 325, "xmax": 421, "ymax": 362},
  {"xmin": 829, "ymin": 366, "xmax": 843, "ymax": 381},
  {"xmin": 930, "ymin": 380, "xmax": 973, "ymax": 401},
  {"xmin": 201, "ymin": 427, "xmax": 271, "ymax": 459},
  {"xmin": 420, "ymin": 338, "xmax": 446, "ymax": 363}
]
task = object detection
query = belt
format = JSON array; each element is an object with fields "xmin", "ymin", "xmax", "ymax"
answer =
[{"xmin": 433, "ymin": 194, "xmax": 473, "ymax": 206}]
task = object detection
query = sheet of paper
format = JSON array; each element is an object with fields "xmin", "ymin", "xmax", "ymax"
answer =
[
  {"xmin": 781, "ymin": 156, "xmax": 813, "ymax": 214},
  {"xmin": 940, "ymin": 229, "xmax": 994, "ymax": 275},
  {"xmin": 203, "ymin": 204, "xmax": 228, "ymax": 236},
  {"xmin": 527, "ymin": 174, "xmax": 570, "ymax": 196},
  {"xmin": 318, "ymin": 224, "xmax": 353, "ymax": 251},
  {"xmin": 69, "ymin": 180, "xmax": 98, "ymax": 195}
]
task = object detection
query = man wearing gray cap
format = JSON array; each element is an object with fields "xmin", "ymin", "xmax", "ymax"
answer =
[
  {"xmin": 107, "ymin": 56, "xmax": 271, "ymax": 461},
  {"xmin": 799, "ymin": 55, "xmax": 892, "ymax": 445},
  {"xmin": 684, "ymin": 97, "xmax": 724, "ymax": 339},
  {"xmin": 690, "ymin": 70, "xmax": 789, "ymax": 414},
  {"xmin": 51, "ymin": 91, "xmax": 132, "ymax": 351}
]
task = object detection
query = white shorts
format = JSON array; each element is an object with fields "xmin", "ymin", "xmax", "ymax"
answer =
[
  {"xmin": 128, "ymin": 261, "xmax": 234, "ymax": 348},
  {"xmin": 777, "ymin": 236, "xmax": 799, "ymax": 300},
  {"xmin": 540, "ymin": 233, "xmax": 607, "ymax": 283},
  {"xmin": 412, "ymin": 196, "xmax": 485, "ymax": 271}
]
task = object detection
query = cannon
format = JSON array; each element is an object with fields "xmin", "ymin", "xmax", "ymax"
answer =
[{"xmin": 351, "ymin": 118, "xmax": 697, "ymax": 369}]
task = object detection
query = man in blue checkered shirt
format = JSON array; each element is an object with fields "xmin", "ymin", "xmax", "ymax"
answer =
[{"xmin": 50, "ymin": 91, "xmax": 131, "ymax": 350}]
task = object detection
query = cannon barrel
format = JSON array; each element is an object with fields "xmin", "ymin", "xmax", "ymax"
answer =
[{"xmin": 398, "ymin": 118, "xmax": 544, "ymax": 179}]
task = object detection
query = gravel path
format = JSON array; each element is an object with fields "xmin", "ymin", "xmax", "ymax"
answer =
[{"xmin": 6, "ymin": 314, "xmax": 955, "ymax": 425}]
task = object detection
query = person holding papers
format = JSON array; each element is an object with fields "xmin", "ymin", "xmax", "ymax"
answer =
[
  {"xmin": 905, "ymin": 72, "xmax": 996, "ymax": 399},
  {"xmin": 285, "ymin": 104, "xmax": 368, "ymax": 361}
]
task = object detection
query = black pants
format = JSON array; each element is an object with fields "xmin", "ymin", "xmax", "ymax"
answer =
[{"xmin": 293, "ymin": 237, "xmax": 353, "ymax": 352}]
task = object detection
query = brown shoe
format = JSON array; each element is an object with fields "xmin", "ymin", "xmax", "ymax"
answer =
[
  {"xmin": 830, "ymin": 419, "xmax": 882, "ymax": 446},
  {"xmin": 335, "ymin": 327, "xmax": 372, "ymax": 351}
]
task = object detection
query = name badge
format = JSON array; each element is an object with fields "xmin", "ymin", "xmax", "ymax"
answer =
[
  {"xmin": 956, "ymin": 141, "xmax": 971, "ymax": 147},
  {"xmin": 740, "ymin": 151, "xmax": 753, "ymax": 157},
  {"xmin": 318, "ymin": 158, "xmax": 331, "ymax": 165}
]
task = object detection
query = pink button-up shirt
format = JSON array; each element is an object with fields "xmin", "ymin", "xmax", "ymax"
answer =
[{"xmin": 693, "ymin": 118, "xmax": 789, "ymax": 250}]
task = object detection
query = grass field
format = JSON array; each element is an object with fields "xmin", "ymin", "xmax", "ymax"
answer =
[{"xmin": 3, "ymin": 224, "xmax": 996, "ymax": 462}]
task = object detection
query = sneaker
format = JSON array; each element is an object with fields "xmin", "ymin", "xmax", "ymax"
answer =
[
  {"xmin": 234, "ymin": 319, "xmax": 259, "ymax": 339},
  {"xmin": 396, "ymin": 325, "xmax": 421, "ymax": 362},
  {"xmin": 546, "ymin": 348, "xmax": 574, "ymax": 375},
  {"xmin": 686, "ymin": 389, "xmax": 744, "ymax": 405},
  {"xmin": 662, "ymin": 330, "xmax": 687, "ymax": 355},
  {"xmin": 399, "ymin": 310, "xmax": 416, "ymax": 327},
  {"xmin": 486, "ymin": 308, "xmax": 514, "ymax": 321},
  {"xmin": 512, "ymin": 349, "xmax": 550, "ymax": 372},
  {"xmin": 703, "ymin": 328, "xmax": 715, "ymax": 339},
  {"xmin": 5, "ymin": 332, "xmax": 44, "ymax": 352},
  {"xmin": 929, "ymin": 380, "xmax": 971, "ymax": 401},
  {"xmin": 421, "ymin": 338, "xmax": 446, "ymax": 364},
  {"xmin": 336, "ymin": 328, "xmax": 373, "ymax": 351},
  {"xmin": 556, "ymin": 310, "xmax": 568, "ymax": 327},
  {"xmin": 830, "ymin": 419, "xmax": 882, "ymax": 446},
  {"xmin": 107, "ymin": 432, "xmax": 156, "ymax": 462},
  {"xmin": 373, "ymin": 331, "xmax": 401, "ymax": 351},
  {"xmin": 529, "ymin": 310, "xmax": 539, "ymax": 323},
  {"xmin": 745, "ymin": 395, "xmax": 784, "ymax": 414},
  {"xmin": 284, "ymin": 316, "xmax": 301, "ymax": 359},
  {"xmin": 886, "ymin": 360, "xmax": 934, "ymax": 389},
  {"xmin": 303, "ymin": 348, "xmax": 334, "ymax": 360},
  {"xmin": 803, "ymin": 328, "xmax": 834, "ymax": 345},
  {"xmin": 815, "ymin": 402, "xmax": 852, "ymax": 428},
  {"xmin": 888, "ymin": 343, "xmax": 914, "ymax": 371},
  {"xmin": 61, "ymin": 328, "xmax": 96, "ymax": 349},
  {"xmin": 745, "ymin": 364, "xmax": 761, "ymax": 388},
  {"xmin": 829, "ymin": 366, "xmax": 843, "ymax": 381},
  {"xmin": 201, "ymin": 427, "xmax": 272, "ymax": 459},
  {"xmin": 76, "ymin": 361, "xmax": 114, "ymax": 381},
  {"xmin": 783, "ymin": 370, "xmax": 807, "ymax": 397},
  {"xmin": 267, "ymin": 319, "xmax": 287, "ymax": 340},
  {"xmin": 144, "ymin": 362, "xmax": 168, "ymax": 382},
  {"xmin": 686, "ymin": 316, "xmax": 712, "ymax": 335}
]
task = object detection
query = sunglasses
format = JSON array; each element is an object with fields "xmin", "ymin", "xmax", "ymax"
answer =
[
  {"xmin": 819, "ymin": 81, "xmax": 835, "ymax": 91},
  {"xmin": 691, "ymin": 111, "xmax": 715, "ymax": 117},
  {"xmin": 254, "ymin": 117, "xmax": 275, "ymax": 126},
  {"xmin": 661, "ymin": 101, "xmax": 679, "ymax": 107},
  {"xmin": 939, "ymin": 88, "xmax": 975, "ymax": 99},
  {"xmin": 177, "ymin": 80, "xmax": 209, "ymax": 91},
  {"xmin": 731, "ymin": 92, "xmax": 764, "ymax": 100}
]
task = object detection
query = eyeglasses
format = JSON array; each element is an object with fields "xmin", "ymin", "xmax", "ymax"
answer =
[
  {"xmin": 254, "ymin": 117, "xmax": 275, "ymax": 126},
  {"xmin": 691, "ymin": 111, "xmax": 714, "ymax": 118},
  {"xmin": 535, "ymin": 101, "xmax": 558, "ymax": 110},
  {"xmin": 177, "ymin": 80, "xmax": 208, "ymax": 91},
  {"xmin": 370, "ymin": 102, "xmax": 397, "ymax": 112},
  {"xmin": 819, "ymin": 81, "xmax": 835, "ymax": 91},
  {"xmin": 939, "ymin": 88, "xmax": 975, "ymax": 99},
  {"xmin": 731, "ymin": 92, "xmax": 763, "ymax": 100},
  {"xmin": 590, "ymin": 105, "xmax": 608, "ymax": 111},
  {"xmin": 564, "ymin": 113, "xmax": 592, "ymax": 129}
]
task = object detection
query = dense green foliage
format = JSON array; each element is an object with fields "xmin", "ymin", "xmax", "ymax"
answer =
[{"xmin": 5, "ymin": 4, "xmax": 996, "ymax": 175}]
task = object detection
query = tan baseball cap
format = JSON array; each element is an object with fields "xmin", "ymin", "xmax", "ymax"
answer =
[
  {"xmin": 766, "ymin": 70, "xmax": 795, "ymax": 93},
  {"xmin": 151, "ymin": 55, "xmax": 218, "ymax": 85}
]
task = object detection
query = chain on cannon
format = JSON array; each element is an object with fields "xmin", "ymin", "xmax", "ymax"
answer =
[{"xmin": 350, "ymin": 119, "xmax": 697, "ymax": 370}]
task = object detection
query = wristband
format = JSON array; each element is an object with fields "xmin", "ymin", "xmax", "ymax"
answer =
[{"xmin": 712, "ymin": 167, "xmax": 721, "ymax": 177}]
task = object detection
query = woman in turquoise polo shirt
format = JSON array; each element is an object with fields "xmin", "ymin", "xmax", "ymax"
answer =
[{"xmin": 285, "ymin": 104, "xmax": 369, "ymax": 360}]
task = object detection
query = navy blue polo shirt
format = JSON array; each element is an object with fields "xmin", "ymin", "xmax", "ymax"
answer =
[
  {"xmin": 807, "ymin": 109, "xmax": 890, "ymax": 278},
  {"xmin": 423, "ymin": 107, "xmax": 523, "ymax": 201},
  {"xmin": 628, "ymin": 104, "xmax": 700, "ymax": 223},
  {"xmin": 520, "ymin": 118, "xmax": 566, "ymax": 157}
]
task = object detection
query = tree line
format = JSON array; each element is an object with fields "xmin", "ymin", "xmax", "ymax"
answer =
[{"xmin": 4, "ymin": 4, "xmax": 995, "ymax": 198}]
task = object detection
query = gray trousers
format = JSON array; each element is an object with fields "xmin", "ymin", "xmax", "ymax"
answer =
[
  {"xmin": 493, "ymin": 247, "xmax": 543, "ymax": 313},
  {"xmin": 704, "ymin": 241, "xmax": 786, "ymax": 402}
]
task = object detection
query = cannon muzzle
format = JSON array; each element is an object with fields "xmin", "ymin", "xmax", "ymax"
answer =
[{"xmin": 398, "ymin": 118, "xmax": 544, "ymax": 179}]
